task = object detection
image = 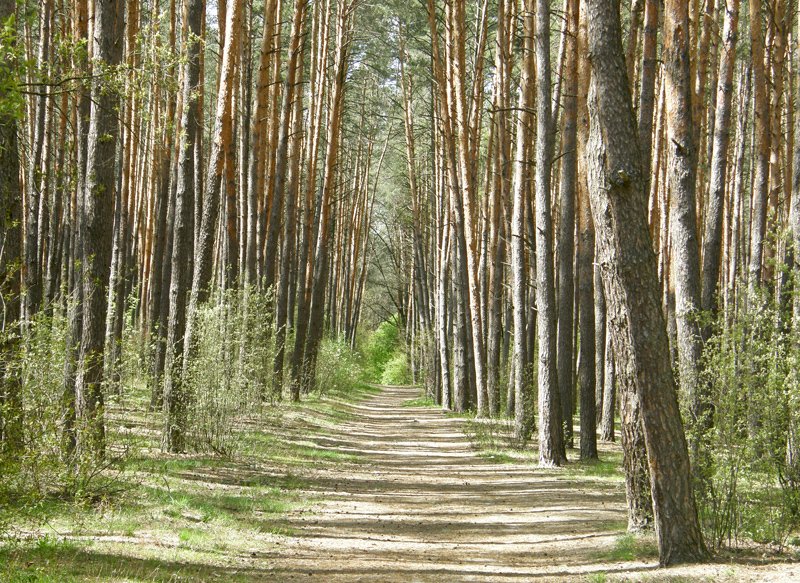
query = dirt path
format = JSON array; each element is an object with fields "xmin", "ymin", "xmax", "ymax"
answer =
[{"xmin": 261, "ymin": 385, "xmax": 796, "ymax": 582}]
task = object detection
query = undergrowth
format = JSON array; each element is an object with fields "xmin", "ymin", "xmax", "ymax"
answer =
[{"xmin": 0, "ymin": 287, "xmax": 377, "ymax": 581}]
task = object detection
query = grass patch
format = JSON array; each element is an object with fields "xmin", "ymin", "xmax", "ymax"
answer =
[
  {"xmin": 477, "ymin": 451, "xmax": 519, "ymax": 464},
  {"xmin": 2, "ymin": 376, "xmax": 377, "ymax": 582},
  {"xmin": 402, "ymin": 395, "xmax": 436, "ymax": 407},
  {"xmin": 564, "ymin": 453, "xmax": 624, "ymax": 481},
  {"xmin": 595, "ymin": 533, "xmax": 658, "ymax": 562}
]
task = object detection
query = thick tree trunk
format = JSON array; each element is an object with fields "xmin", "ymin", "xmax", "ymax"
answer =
[
  {"xmin": 76, "ymin": 0, "xmax": 125, "ymax": 460},
  {"xmin": 583, "ymin": 0, "xmax": 708, "ymax": 564},
  {"xmin": 664, "ymin": 0, "xmax": 705, "ymax": 438}
]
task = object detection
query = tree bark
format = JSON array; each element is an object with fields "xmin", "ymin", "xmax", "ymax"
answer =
[
  {"xmin": 162, "ymin": 0, "xmax": 204, "ymax": 453},
  {"xmin": 701, "ymin": 0, "xmax": 739, "ymax": 319},
  {"xmin": 583, "ymin": 0, "xmax": 708, "ymax": 564},
  {"xmin": 535, "ymin": 0, "xmax": 565, "ymax": 466},
  {"xmin": 183, "ymin": 0, "xmax": 242, "ymax": 374},
  {"xmin": 0, "ymin": 0, "xmax": 22, "ymax": 455},
  {"xmin": 664, "ymin": 0, "xmax": 705, "ymax": 438},
  {"xmin": 747, "ymin": 0, "xmax": 770, "ymax": 294},
  {"xmin": 511, "ymin": 0, "xmax": 535, "ymax": 442},
  {"xmin": 76, "ymin": 0, "xmax": 125, "ymax": 460}
]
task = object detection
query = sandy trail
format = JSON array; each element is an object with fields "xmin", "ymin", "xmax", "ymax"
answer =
[{"xmin": 260, "ymin": 385, "xmax": 797, "ymax": 582}]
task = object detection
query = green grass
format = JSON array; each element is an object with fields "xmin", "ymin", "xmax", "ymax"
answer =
[
  {"xmin": 1, "ymin": 378, "xmax": 378, "ymax": 582},
  {"xmin": 595, "ymin": 533, "xmax": 659, "ymax": 562},
  {"xmin": 402, "ymin": 395, "xmax": 436, "ymax": 407},
  {"xmin": 564, "ymin": 453, "xmax": 624, "ymax": 481}
]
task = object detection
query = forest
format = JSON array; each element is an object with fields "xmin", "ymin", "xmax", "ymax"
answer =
[{"xmin": 2, "ymin": 0, "xmax": 800, "ymax": 580}]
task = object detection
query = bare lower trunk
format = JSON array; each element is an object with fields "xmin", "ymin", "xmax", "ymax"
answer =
[{"xmin": 583, "ymin": 0, "xmax": 708, "ymax": 564}]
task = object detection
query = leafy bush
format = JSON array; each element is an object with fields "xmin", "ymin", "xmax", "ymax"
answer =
[
  {"xmin": 183, "ymin": 286, "xmax": 272, "ymax": 455},
  {"xmin": 693, "ymin": 286, "xmax": 800, "ymax": 550},
  {"xmin": 0, "ymin": 302, "xmax": 134, "ymax": 529},
  {"xmin": 314, "ymin": 337, "xmax": 364, "ymax": 396},
  {"xmin": 362, "ymin": 316, "xmax": 409, "ymax": 384},
  {"xmin": 381, "ymin": 352, "xmax": 410, "ymax": 385}
]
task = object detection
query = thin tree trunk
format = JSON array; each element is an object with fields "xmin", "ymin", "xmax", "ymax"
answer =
[
  {"xmin": 0, "ymin": 0, "xmax": 23, "ymax": 455},
  {"xmin": 535, "ymin": 0, "xmax": 565, "ymax": 466},
  {"xmin": 162, "ymin": 0, "xmax": 204, "ymax": 454},
  {"xmin": 747, "ymin": 0, "xmax": 770, "ymax": 294},
  {"xmin": 183, "ymin": 0, "xmax": 242, "ymax": 378},
  {"xmin": 701, "ymin": 0, "xmax": 739, "ymax": 319},
  {"xmin": 511, "ymin": 0, "xmax": 535, "ymax": 442}
]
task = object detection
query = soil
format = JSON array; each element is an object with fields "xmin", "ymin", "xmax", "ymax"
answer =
[{"xmin": 258, "ymin": 385, "xmax": 799, "ymax": 582}]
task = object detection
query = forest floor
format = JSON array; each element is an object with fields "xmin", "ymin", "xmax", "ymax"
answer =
[{"xmin": 3, "ymin": 384, "xmax": 799, "ymax": 582}]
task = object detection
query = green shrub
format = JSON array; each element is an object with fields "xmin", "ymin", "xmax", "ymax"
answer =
[
  {"xmin": 0, "ymin": 302, "xmax": 135, "ymax": 530},
  {"xmin": 381, "ymin": 352, "xmax": 410, "ymax": 385},
  {"xmin": 362, "ymin": 316, "xmax": 409, "ymax": 384},
  {"xmin": 183, "ymin": 286, "xmax": 272, "ymax": 455},
  {"xmin": 314, "ymin": 338, "xmax": 364, "ymax": 397},
  {"xmin": 693, "ymin": 285, "xmax": 800, "ymax": 550}
]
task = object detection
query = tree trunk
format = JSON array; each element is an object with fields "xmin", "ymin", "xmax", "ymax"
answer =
[
  {"xmin": 701, "ymin": 0, "xmax": 739, "ymax": 318},
  {"xmin": 76, "ymin": 0, "xmax": 125, "ymax": 460},
  {"xmin": 0, "ymin": 0, "xmax": 22, "ymax": 455},
  {"xmin": 535, "ymin": 0, "xmax": 565, "ymax": 466},
  {"xmin": 747, "ymin": 0, "xmax": 770, "ymax": 294},
  {"xmin": 664, "ymin": 0, "xmax": 705, "ymax": 441},
  {"xmin": 162, "ymin": 0, "xmax": 204, "ymax": 454},
  {"xmin": 511, "ymin": 0, "xmax": 535, "ymax": 442},
  {"xmin": 558, "ymin": 0, "xmax": 579, "ymax": 449},
  {"xmin": 183, "ymin": 0, "xmax": 242, "ymax": 376},
  {"xmin": 583, "ymin": 0, "xmax": 708, "ymax": 564}
]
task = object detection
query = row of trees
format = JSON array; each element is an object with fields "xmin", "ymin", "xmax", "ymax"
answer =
[
  {"xmin": 374, "ymin": 0, "xmax": 800, "ymax": 566},
  {"xmin": 0, "ymin": 0, "xmax": 392, "ymax": 471}
]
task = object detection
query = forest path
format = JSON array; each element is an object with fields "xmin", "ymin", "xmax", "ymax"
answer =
[{"xmin": 260, "ymin": 385, "xmax": 794, "ymax": 582}]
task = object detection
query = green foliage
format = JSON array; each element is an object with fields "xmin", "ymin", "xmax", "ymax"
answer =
[
  {"xmin": 597, "ymin": 533, "xmax": 658, "ymax": 562},
  {"xmin": 0, "ymin": 14, "xmax": 26, "ymax": 121},
  {"xmin": 692, "ymin": 286, "xmax": 800, "ymax": 550},
  {"xmin": 381, "ymin": 351, "xmax": 411, "ymax": 385},
  {"xmin": 313, "ymin": 337, "xmax": 365, "ymax": 396},
  {"xmin": 0, "ymin": 307, "xmax": 120, "ymax": 513},
  {"xmin": 362, "ymin": 316, "xmax": 409, "ymax": 384},
  {"xmin": 183, "ymin": 286, "xmax": 273, "ymax": 455}
]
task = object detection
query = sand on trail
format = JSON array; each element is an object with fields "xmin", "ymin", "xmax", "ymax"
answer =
[{"xmin": 260, "ymin": 385, "xmax": 797, "ymax": 582}]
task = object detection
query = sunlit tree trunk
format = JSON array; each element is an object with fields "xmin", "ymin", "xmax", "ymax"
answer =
[
  {"xmin": 534, "ymin": 0, "xmax": 565, "ymax": 466},
  {"xmin": 583, "ymin": 0, "xmax": 708, "ymax": 564},
  {"xmin": 76, "ymin": 0, "xmax": 125, "ymax": 460},
  {"xmin": 511, "ymin": 0, "xmax": 535, "ymax": 441},
  {"xmin": 162, "ymin": 0, "xmax": 204, "ymax": 454}
]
